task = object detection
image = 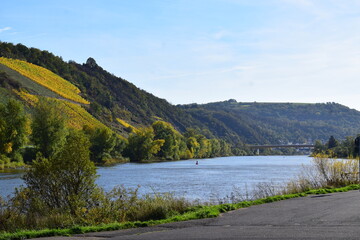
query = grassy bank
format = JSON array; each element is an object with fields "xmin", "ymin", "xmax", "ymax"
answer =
[{"xmin": 1, "ymin": 184, "xmax": 359, "ymax": 240}]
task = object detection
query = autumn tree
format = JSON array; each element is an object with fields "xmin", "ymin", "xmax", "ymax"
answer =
[
  {"xmin": 125, "ymin": 128, "xmax": 164, "ymax": 162},
  {"xmin": 186, "ymin": 137, "xmax": 200, "ymax": 159},
  {"xmin": 152, "ymin": 121, "xmax": 185, "ymax": 160}
]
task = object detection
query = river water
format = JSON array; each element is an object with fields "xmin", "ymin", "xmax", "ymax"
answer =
[{"xmin": 0, "ymin": 155, "xmax": 312, "ymax": 201}]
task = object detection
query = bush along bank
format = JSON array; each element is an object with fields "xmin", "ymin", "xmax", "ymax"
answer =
[{"xmin": 1, "ymin": 184, "xmax": 359, "ymax": 240}]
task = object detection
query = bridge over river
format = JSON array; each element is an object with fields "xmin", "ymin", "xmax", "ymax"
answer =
[{"xmin": 247, "ymin": 144, "xmax": 315, "ymax": 149}]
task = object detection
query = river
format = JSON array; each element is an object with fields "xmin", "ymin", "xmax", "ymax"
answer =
[{"xmin": 0, "ymin": 155, "xmax": 312, "ymax": 201}]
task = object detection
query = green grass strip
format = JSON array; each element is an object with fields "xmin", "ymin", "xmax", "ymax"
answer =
[{"xmin": 1, "ymin": 184, "xmax": 359, "ymax": 240}]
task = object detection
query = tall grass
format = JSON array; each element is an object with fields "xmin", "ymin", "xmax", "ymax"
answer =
[
  {"xmin": 0, "ymin": 186, "xmax": 191, "ymax": 233},
  {"xmin": 284, "ymin": 155, "xmax": 358, "ymax": 194}
]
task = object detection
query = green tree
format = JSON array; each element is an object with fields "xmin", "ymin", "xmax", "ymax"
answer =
[
  {"xmin": 354, "ymin": 136, "xmax": 360, "ymax": 158},
  {"xmin": 313, "ymin": 140, "xmax": 326, "ymax": 155},
  {"xmin": 84, "ymin": 127, "xmax": 119, "ymax": 164},
  {"xmin": 209, "ymin": 139, "xmax": 221, "ymax": 157},
  {"xmin": 184, "ymin": 128, "xmax": 214, "ymax": 159},
  {"xmin": 31, "ymin": 98, "xmax": 68, "ymax": 158},
  {"xmin": 110, "ymin": 135, "xmax": 127, "ymax": 160},
  {"xmin": 184, "ymin": 128, "xmax": 199, "ymax": 139},
  {"xmin": 334, "ymin": 136, "xmax": 355, "ymax": 158},
  {"xmin": 327, "ymin": 136, "xmax": 338, "ymax": 149},
  {"xmin": 23, "ymin": 130, "xmax": 97, "ymax": 213},
  {"xmin": 219, "ymin": 140, "xmax": 231, "ymax": 156},
  {"xmin": 152, "ymin": 121, "xmax": 183, "ymax": 160},
  {"xmin": 125, "ymin": 128, "xmax": 164, "ymax": 162},
  {"xmin": 196, "ymin": 135, "xmax": 211, "ymax": 158},
  {"xmin": 0, "ymin": 99, "xmax": 28, "ymax": 160}
]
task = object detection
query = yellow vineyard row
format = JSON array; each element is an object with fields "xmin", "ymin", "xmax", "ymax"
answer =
[
  {"xmin": 0, "ymin": 57, "xmax": 89, "ymax": 104},
  {"xmin": 116, "ymin": 118, "xmax": 138, "ymax": 133},
  {"xmin": 15, "ymin": 90, "xmax": 107, "ymax": 130}
]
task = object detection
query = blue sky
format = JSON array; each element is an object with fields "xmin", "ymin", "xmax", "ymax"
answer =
[{"xmin": 1, "ymin": 0, "xmax": 360, "ymax": 109}]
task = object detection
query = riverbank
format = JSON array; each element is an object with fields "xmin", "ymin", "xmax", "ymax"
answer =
[{"xmin": 1, "ymin": 184, "xmax": 358, "ymax": 240}]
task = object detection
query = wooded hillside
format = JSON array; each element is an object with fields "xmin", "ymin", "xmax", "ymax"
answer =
[{"xmin": 1, "ymin": 41, "xmax": 360, "ymax": 149}]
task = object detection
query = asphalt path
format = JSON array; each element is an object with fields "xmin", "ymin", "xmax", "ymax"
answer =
[{"xmin": 36, "ymin": 190, "xmax": 360, "ymax": 240}]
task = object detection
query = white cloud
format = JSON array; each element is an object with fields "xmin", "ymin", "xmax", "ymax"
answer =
[{"xmin": 0, "ymin": 27, "xmax": 11, "ymax": 33}]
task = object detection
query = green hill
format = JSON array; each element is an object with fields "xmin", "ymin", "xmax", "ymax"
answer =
[
  {"xmin": 180, "ymin": 100, "xmax": 360, "ymax": 144},
  {"xmin": 1, "ymin": 41, "xmax": 359, "ymax": 150},
  {"xmin": 0, "ymin": 42, "xmax": 212, "ymax": 138}
]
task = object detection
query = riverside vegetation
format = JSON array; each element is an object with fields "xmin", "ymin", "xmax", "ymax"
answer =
[
  {"xmin": 312, "ymin": 135, "xmax": 360, "ymax": 159},
  {"xmin": 0, "ymin": 98, "xmax": 232, "ymax": 169},
  {"xmin": 0, "ymin": 154, "xmax": 358, "ymax": 239}
]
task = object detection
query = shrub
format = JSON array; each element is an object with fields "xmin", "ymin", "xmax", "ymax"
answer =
[
  {"xmin": 130, "ymin": 193, "xmax": 190, "ymax": 221},
  {"xmin": 23, "ymin": 130, "xmax": 98, "ymax": 213},
  {"xmin": 284, "ymin": 155, "xmax": 358, "ymax": 194}
]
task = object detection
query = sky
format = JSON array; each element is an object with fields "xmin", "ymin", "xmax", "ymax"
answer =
[{"xmin": 1, "ymin": 0, "xmax": 360, "ymax": 109}]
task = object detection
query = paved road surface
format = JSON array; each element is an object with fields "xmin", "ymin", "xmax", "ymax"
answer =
[{"xmin": 37, "ymin": 191, "xmax": 360, "ymax": 240}]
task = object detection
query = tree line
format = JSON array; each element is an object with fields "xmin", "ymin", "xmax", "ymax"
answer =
[
  {"xmin": 0, "ymin": 98, "xmax": 232, "ymax": 168},
  {"xmin": 312, "ymin": 135, "xmax": 358, "ymax": 158},
  {"xmin": 125, "ymin": 121, "xmax": 231, "ymax": 162}
]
